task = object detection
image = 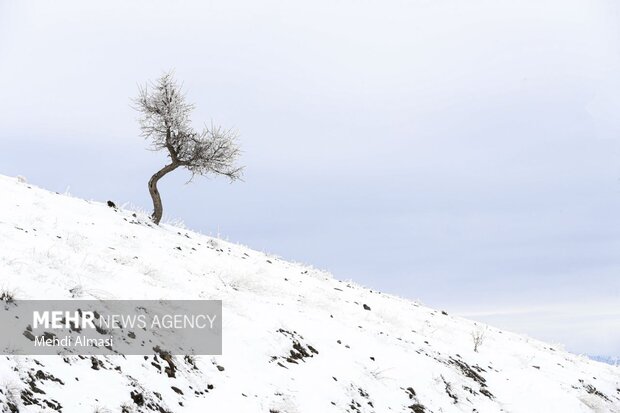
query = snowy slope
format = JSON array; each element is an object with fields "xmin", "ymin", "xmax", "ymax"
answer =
[{"xmin": 0, "ymin": 174, "xmax": 618, "ymax": 413}]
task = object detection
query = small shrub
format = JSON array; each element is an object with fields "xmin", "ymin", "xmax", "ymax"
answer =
[
  {"xmin": 0, "ymin": 288, "xmax": 15, "ymax": 303},
  {"xmin": 471, "ymin": 326, "xmax": 487, "ymax": 353}
]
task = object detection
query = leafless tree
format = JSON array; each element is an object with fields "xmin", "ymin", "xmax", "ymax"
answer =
[
  {"xmin": 471, "ymin": 326, "xmax": 487, "ymax": 353},
  {"xmin": 134, "ymin": 72, "xmax": 243, "ymax": 224}
]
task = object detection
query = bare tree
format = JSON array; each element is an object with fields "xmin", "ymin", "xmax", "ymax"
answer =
[
  {"xmin": 471, "ymin": 326, "xmax": 487, "ymax": 353},
  {"xmin": 134, "ymin": 72, "xmax": 243, "ymax": 225}
]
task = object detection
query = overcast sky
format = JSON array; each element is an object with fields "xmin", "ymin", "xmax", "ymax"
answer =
[{"xmin": 1, "ymin": 0, "xmax": 619, "ymax": 356}]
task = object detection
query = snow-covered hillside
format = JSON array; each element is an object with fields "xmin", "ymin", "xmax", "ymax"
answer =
[{"xmin": 0, "ymin": 174, "xmax": 618, "ymax": 413}]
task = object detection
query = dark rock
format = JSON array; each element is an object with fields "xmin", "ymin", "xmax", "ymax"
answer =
[
  {"xmin": 405, "ymin": 387, "xmax": 416, "ymax": 399},
  {"xmin": 91, "ymin": 357, "xmax": 101, "ymax": 370},
  {"xmin": 153, "ymin": 346, "xmax": 176, "ymax": 378},
  {"xmin": 408, "ymin": 403, "xmax": 426, "ymax": 413},
  {"xmin": 130, "ymin": 391, "xmax": 144, "ymax": 406}
]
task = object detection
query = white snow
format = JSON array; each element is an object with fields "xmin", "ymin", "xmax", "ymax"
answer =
[{"xmin": 0, "ymin": 174, "xmax": 618, "ymax": 413}]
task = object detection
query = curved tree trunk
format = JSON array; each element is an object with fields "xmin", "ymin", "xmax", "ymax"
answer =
[{"xmin": 148, "ymin": 162, "xmax": 180, "ymax": 225}]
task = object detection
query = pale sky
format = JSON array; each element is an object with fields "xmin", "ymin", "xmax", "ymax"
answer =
[{"xmin": 1, "ymin": 0, "xmax": 619, "ymax": 356}]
